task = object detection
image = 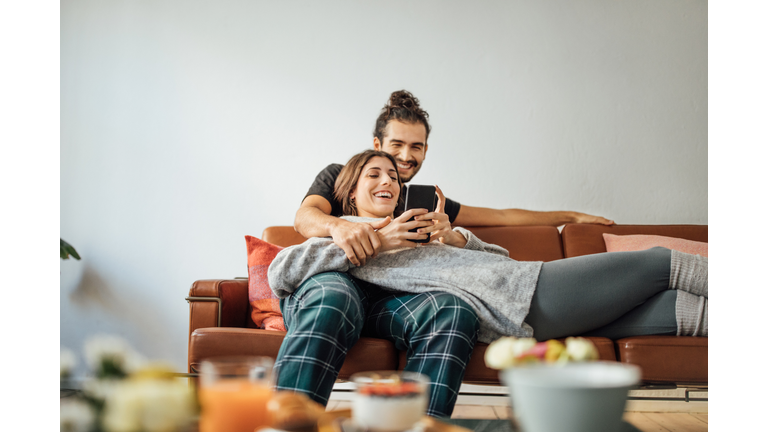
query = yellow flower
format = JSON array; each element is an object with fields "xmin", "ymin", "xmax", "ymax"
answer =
[{"xmin": 543, "ymin": 339, "xmax": 566, "ymax": 363}]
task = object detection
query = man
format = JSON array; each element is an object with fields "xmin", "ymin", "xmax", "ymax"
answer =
[
  {"xmin": 273, "ymin": 90, "xmax": 612, "ymax": 417},
  {"xmin": 296, "ymin": 90, "xmax": 613, "ymax": 266}
]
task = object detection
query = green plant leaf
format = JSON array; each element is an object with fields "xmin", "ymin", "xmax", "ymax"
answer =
[{"xmin": 60, "ymin": 239, "xmax": 81, "ymax": 260}]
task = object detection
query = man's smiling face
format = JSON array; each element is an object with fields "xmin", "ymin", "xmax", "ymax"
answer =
[{"xmin": 373, "ymin": 120, "xmax": 428, "ymax": 183}]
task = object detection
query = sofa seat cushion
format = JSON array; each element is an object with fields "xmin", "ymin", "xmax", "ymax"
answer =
[
  {"xmin": 615, "ymin": 335, "xmax": 707, "ymax": 385},
  {"xmin": 188, "ymin": 328, "xmax": 399, "ymax": 379},
  {"xmin": 397, "ymin": 337, "xmax": 616, "ymax": 385}
]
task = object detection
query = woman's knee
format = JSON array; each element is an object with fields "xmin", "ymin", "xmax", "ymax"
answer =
[
  {"xmin": 426, "ymin": 293, "xmax": 480, "ymax": 336},
  {"xmin": 648, "ymin": 246, "xmax": 673, "ymax": 257},
  {"xmin": 288, "ymin": 272, "xmax": 366, "ymax": 331}
]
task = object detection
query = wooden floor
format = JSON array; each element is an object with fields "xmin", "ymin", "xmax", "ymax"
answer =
[{"xmin": 325, "ymin": 401, "xmax": 708, "ymax": 431}]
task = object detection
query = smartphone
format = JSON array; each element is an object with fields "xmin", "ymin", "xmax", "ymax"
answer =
[{"xmin": 404, "ymin": 185, "xmax": 437, "ymax": 243}]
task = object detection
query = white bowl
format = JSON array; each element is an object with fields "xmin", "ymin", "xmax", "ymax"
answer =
[
  {"xmin": 350, "ymin": 371, "xmax": 429, "ymax": 432},
  {"xmin": 501, "ymin": 362, "xmax": 640, "ymax": 432}
]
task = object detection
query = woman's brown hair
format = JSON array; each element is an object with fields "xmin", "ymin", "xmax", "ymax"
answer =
[
  {"xmin": 373, "ymin": 90, "xmax": 431, "ymax": 143},
  {"xmin": 334, "ymin": 150, "xmax": 403, "ymax": 216}
]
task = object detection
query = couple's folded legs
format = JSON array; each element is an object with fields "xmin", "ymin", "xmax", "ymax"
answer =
[
  {"xmin": 274, "ymin": 248, "xmax": 707, "ymax": 415},
  {"xmin": 526, "ymin": 247, "xmax": 707, "ymax": 340},
  {"xmin": 274, "ymin": 272, "xmax": 479, "ymax": 418}
]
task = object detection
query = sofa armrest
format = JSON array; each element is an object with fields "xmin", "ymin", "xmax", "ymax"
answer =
[
  {"xmin": 187, "ymin": 279, "xmax": 250, "ymax": 373},
  {"xmin": 187, "ymin": 278, "xmax": 250, "ymax": 332}
]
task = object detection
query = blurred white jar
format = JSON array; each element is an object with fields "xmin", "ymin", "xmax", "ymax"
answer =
[{"xmin": 351, "ymin": 371, "xmax": 430, "ymax": 432}]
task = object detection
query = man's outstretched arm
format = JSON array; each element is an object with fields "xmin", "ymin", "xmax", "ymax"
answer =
[
  {"xmin": 294, "ymin": 195, "xmax": 387, "ymax": 266},
  {"xmin": 452, "ymin": 205, "xmax": 614, "ymax": 227}
]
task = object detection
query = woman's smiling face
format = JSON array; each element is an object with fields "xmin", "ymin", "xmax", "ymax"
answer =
[{"xmin": 350, "ymin": 156, "xmax": 401, "ymax": 218}]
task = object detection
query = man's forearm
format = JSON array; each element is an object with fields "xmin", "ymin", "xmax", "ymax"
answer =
[
  {"xmin": 497, "ymin": 209, "xmax": 579, "ymax": 226},
  {"xmin": 454, "ymin": 205, "xmax": 606, "ymax": 227},
  {"xmin": 294, "ymin": 206, "xmax": 346, "ymax": 238}
]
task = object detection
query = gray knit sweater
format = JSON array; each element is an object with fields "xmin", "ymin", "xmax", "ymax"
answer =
[{"xmin": 267, "ymin": 217, "xmax": 543, "ymax": 343}]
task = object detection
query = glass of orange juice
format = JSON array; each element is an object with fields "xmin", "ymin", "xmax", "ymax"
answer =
[{"xmin": 198, "ymin": 356, "xmax": 274, "ymax": 432}]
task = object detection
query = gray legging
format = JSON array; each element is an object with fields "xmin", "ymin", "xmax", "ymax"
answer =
[{"xmin": 525, "ymin": 247, "xmax": 677, "ymax": 341}]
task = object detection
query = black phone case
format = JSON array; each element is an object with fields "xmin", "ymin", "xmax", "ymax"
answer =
[{"xmin": 404, "ymin": 185, "xmax": 437, "ymax": 243}]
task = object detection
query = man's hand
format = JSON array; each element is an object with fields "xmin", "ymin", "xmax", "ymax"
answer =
[
  {"xmin": 416, "ymin": 185, "xmax": 467, "ymax": 248},
  {"xmin": 572, "ymin": 212, "xmax": 614, "ymax": 226},
  {"xmin": 329, "ymin": 218, "xmax": 390, "ymax": 266},
  {"xmin": 376, "ymin": 209, "xmax": 432, "ymax": 252}
]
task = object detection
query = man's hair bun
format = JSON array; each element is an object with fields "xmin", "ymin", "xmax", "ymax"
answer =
[
  {"xmin": 374, "ymin": 90, "xmax": 431, "ymax": 142},
  {"xmin": 387, "ymin": 90, "xmax": 422, "ymax": 111}
]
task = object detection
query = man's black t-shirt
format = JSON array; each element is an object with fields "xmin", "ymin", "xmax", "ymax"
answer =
[{"xmin": 304, "ymin": 163, "xmax": 462, "ymax": 223}]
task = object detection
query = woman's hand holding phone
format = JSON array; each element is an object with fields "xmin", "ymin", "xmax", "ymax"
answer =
[
  {"xmin": 376, "ymin": 209, "xmax": 432, "ymax": 252},
  {"xmin": 415, "ymin": 185, "xmax": 467, "ymax": 248}
]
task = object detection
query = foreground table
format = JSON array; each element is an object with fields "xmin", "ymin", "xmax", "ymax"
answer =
[
  {"xmin": 447, "ymin": 418, "xmax": 641, "ymax": 432},
  {"xmin": 316, "ymin": 410, "xmax": 643, "ymax": 432}
]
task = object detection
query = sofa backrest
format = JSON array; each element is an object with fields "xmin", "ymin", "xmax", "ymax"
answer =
[
  {"xmin": 261, "ymin": 225, "xmax": 564, "ymax": 262},
  {"xmin": 262, "ymin": 226, "xmax": 308, "ymax": 247},
  {"xmin": 561, "ymin": 224, "xmax": 708, "ymax": 258},
  {"xmin": 465, "ymin": 226, "xmax": 563, "ymax": 262}
]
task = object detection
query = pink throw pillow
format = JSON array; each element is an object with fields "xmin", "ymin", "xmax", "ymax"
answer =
[
  {"xmin": 246, "ymin": 235, "xmax": 287, "ymax": 331},
  {"xmin": 603, "ymin": 233, "xmax": 707, "ymax": 257}
]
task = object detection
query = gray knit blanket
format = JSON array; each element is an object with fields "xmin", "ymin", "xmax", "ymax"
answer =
[{"xmin": 268, "ymin": 217, "xmax": 543, "ymax": 343}]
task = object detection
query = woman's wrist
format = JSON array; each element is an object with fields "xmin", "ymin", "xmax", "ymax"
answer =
[
  {"xmin": 442, "ymin": 230, "xmax": 467, "ymax": 248},
  {"xmin": 376, "ymin": 229, "xmax": 394, "ymax": 253}
]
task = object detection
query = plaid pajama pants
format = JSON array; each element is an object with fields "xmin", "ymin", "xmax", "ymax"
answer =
[{"xmin": 273, "ymin": 272, "xmax": 479, "ymax": 418}]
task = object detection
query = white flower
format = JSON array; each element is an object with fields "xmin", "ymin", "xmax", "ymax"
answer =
[
  {"xmin": 509, "ymin": 337, "xmax": 537, "ymax": 358},
  {"xmin": 60, "ymin": 399, "xmax": 95, "ymax": 432},
  {"xmin": 61, "ymin": 347, "xmax": 77, "ymax": 379},
  {"xmin": 83, "ymin": 378, "xmax": 121, "ymax": 402},
  {"xmin": 101, "ymin": 379, "xmax": 195, "ymax": 432},
  {"xmin": 84, "ymin": 334, "xmax": 145, "ymax": 377},
  {"xmin": 123, "ymin": 350, "xmax": 147, "ymax": 374},
  {"xmin": 485, "ymin": 337, "xmax": 517, "ymax": 369},
  {"xmin": 484, "ymin": 337, "xmax": 537, "ymax": 369},
  {"xmin": 565, "ymin": 337, "xmax": 599, "ymax": 361}
]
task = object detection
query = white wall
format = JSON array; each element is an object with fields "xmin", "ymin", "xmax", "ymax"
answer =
[{"xmin": 60, "ymin": 0, "xmax": 707, "ymax": 373}]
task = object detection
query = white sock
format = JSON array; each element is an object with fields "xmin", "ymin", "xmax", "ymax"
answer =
[
  {"xmin": 675, "ymin": 291, "xmax": 708, "ymax": 337},
  {"xmin": 669, "ymin": 250, "xmax": 708, "ymax": 298}
]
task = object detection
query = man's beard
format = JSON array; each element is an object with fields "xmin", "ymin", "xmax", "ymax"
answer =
[{"xmin": 397, "ymin": 160, "xmax": 421, "ymax": 183}]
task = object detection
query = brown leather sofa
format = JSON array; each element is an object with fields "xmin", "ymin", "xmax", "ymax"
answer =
[{"xmin": 187, "ymin": 224, "xmax": 707, "ymax": 387}]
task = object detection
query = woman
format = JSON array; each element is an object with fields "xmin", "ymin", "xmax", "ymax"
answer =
[{"xmin": 268, "ymin": 150, "xmax": 707, "ymax": 344}]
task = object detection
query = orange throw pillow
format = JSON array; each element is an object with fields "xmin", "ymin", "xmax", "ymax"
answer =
[
  {"xmin": 603, "ymin": 233, "xmax": 708, "ymax": 257},
  {"xmin": 246, "ymin": 235, "xmax": 287, "ymax": 331}
]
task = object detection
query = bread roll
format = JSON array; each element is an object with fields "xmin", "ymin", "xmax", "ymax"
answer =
[{"xmin": 267, "ymin": 391, "xmax": 325, "ymax": 432}]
